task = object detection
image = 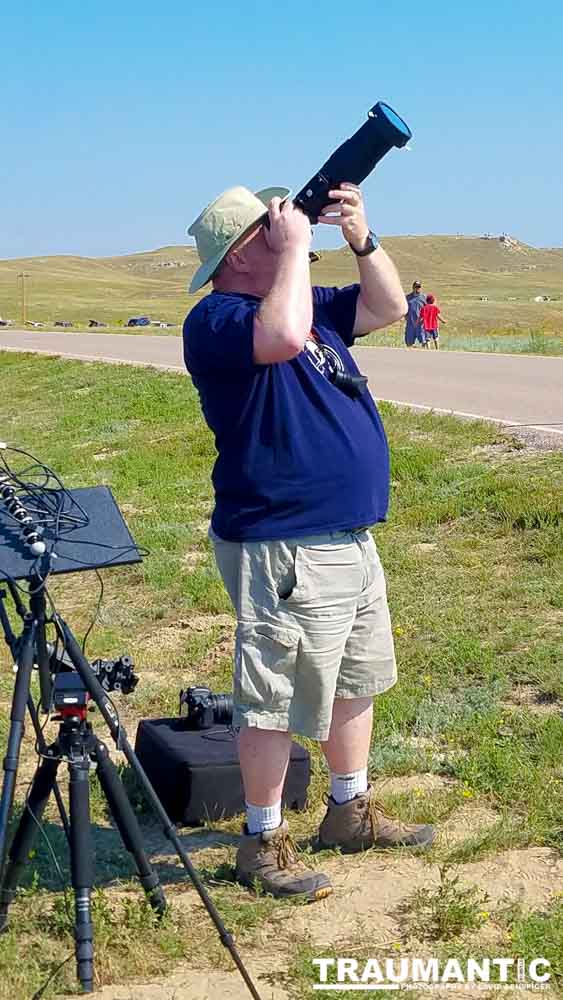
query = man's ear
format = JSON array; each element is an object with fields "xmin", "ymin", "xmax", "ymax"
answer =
[{"xmin": 224, "ymin": 246, "xmax": 249, "ymax": 273}]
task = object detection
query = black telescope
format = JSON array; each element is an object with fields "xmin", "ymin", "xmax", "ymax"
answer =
[{"xmin": 293, "ymin": 101, "xmax": 412, "ymax": 223}]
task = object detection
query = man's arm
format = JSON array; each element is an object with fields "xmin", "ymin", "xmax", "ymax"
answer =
[
  {"xmin": 353, "ymin": 246, "xmax": 408, "ymax": 336},
  {"xmin": 319, "ymin": 183, "xmax": 407, "ymax": 337},
  {"xmin": 253, "ymin": 199, "xmax": 313, "ymax": 364}
]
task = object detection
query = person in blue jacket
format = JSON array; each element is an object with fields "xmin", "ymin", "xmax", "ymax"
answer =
[
  {"xmin": 404, "ymin": 280, "xmax": 427, "ymax": 347},
  {"xmin": 183, "ymin": 183, "xmax": 435, "ymax": 904}
]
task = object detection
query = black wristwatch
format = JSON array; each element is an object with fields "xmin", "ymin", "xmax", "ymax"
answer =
[{"xmin": 350, "ymin": 230, "xmax": 379, "ymax": 257}]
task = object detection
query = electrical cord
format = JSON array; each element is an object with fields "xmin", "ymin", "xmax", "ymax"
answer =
[
  {"xmin": 81, "ymin": 569, "xmax": 104, "ymax": 655},
  {"xmin": 21, "ymin": 778, "xmax": 68, "ymax": 896},
  {"xmin": 31, "ymin": 953, "xmax": 74, "ymax": 1000},
  {"xmin": 0, "ymin": 444, "xmax": 147, "ymax": 585}
]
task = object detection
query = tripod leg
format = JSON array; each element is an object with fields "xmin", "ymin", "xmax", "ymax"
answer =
[
  {"xmin": 93, "ymin": 740, "xmax": 166, "ymax": 915},
  {"xmin": 29, "ymin": 583, "xmax": 53, "ymax": 714},
  {"xmin": 0, "ymin": 751, "xmax": 60, "ymax": 931},
  {"xmin": 58, "ymin": 615, "xmax": 264, "ymax": 1000},
  {"xmin": 68, "ymin": 756, "xmax": 94, "ymax": 993},
  {"xmin": 27, "ymin": 695, "xmax": 71, "ymax": 841},
  {"xmin": 0, "ymin": 618, "xmax": 36, "ymax": 879}
]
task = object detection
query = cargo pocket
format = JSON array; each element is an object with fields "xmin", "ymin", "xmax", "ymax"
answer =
[{"xmin": 235, "ymin": 621, "xmax": 300, "ymax": 712}]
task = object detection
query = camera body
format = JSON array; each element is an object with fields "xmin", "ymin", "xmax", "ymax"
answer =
[
  {"xmin": 51, "ymin": 653, "xmax": 138, "ymax": 718},
  {"xmin": 179, "ymin": 686, "xmax": 234, "ymax": 730}
]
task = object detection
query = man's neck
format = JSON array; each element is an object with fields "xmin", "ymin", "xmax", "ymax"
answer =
[{"xmin": 212, "ymin": 274, "xmax": 269, "ymax": 298}]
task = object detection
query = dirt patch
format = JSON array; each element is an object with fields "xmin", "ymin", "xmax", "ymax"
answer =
[
  {"xmin": 409, "ymin": 542, "xmax": 438, "ymax": 554},
  {"xmin": 471, "ymin": 441, "xmax": 520, "ymax": 459},
  {"xmin": 408, "ymin": 431, "xmax": 433, "ymax": 441},
  {"xmin": 182, "ymin": 550, "xmax": 206, "ymax": 570},
  {"xmin": 172, "ymin": 614, "xmax": 233, "ymax": 633},
  {"xmin": 268, "ymin": 846, "xmax": 562, "ymax": 969},
  {"xmin": 190, "ymin": 519, "xmax": 211, "ymax": 535},
  {"xmin": 75, "ymin": 958, "xmax": 289, "ymax": 1000},
  {"xmin": 121, "ymin": 503, "xmax": 155, "ymax": 516},
  {"xmin": 139, "ymin": 614, "xmax": 234, "ymax": 661},
  {"xmin": 92, "ymin": 449, "xmax": 123, "ymax": 461},
  {"xmin": 69, "ymin": 817, "xmax": 563, "ymax": 1000},
  {"xmin": 373, "ymin": 773, "xmax": 455, "ymax": 796},
  {"xmin": 502, "ymin": 684, "xmax": 562, "ymax": 715},
  {"xmin": 437, "ymin": 802, "xmax": 501, "ymax": 845},
  {"xmin": 462, "ymin": 846, "xmax": 562, "ymax": 910}
]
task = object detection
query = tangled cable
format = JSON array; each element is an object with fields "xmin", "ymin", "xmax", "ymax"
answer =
[{"xmin": 0, "ymin": 442, "xmax": 90, "ymax": 584}]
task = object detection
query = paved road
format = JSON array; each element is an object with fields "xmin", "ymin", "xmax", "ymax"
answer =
[{"xmin": 1, "ymin": 329, "xmax": 562, "ymax": 434}]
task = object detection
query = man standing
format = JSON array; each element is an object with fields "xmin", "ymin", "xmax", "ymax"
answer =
[
  {"xmin": 404, "ymin": 280, "xmax": 426, "ymax": 347},
  {"xmin": 183, "ymin": 183, "xmax": 435, "ymax": 903}
]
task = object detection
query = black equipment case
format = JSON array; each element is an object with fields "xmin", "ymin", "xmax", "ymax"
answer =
[{"xmin": 135, "ymin": 718, "xmax": 310, "ymax": 825}]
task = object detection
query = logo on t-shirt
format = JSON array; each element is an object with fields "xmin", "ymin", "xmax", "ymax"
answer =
[{"xmin": 304, "ymin": 336, "xmax": 345, "ymax": 381}]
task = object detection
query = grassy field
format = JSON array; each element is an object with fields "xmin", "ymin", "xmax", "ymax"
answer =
[
  {"xmin": 1, "ymin": 236, "xmax": 563, "ymax": 354},
  {"xmin": 0, "ymin": 353, "xmax": 561, "ymax": 998},
  {"xmin": 361, "ymin": 325, "xmax": 563, "ymax": 355}
]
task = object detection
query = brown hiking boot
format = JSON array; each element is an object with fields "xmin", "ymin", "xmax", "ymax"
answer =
[
  {"xmin": 235, "ymin": 820, "xmax": 333, "ymax": 902},
  {"xmin": 318, "ymin": 786, "xmax": 435, "ymax": 853}
]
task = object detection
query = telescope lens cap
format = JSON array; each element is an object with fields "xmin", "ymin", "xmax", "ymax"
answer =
[{"xmin": 370, "ymin": 102, "xmax": 412, "ymax": 145}]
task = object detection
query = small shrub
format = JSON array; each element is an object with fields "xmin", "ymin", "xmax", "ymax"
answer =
[{"xmin": 402, "ymin": 865, "xmax": 490, "ymax": 941}]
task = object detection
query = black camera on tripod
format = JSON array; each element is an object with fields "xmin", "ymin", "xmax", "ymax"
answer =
[
  {"xmin": 179, "ymin": 685, "xmax": 234, "ymax": 730},
  {"xmin": 51, "ymin": 653, "xmax": 139, "ymax": 715}
]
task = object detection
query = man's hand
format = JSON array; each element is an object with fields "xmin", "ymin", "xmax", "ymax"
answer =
[
  {"xmin": 263, "ymin": 197, "xmax": 312, "ymax": 255},
  {"xmin": 318, "ymin": 182, "xmax": 370, "ymax": 252},
  {"xmin": 317, "ymin": 182, "xmax": 406, "ymax": 336}
]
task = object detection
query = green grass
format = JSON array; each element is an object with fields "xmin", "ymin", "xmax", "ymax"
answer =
[
  {"xmin": 508, "ymin": 901, "xmax": 563, "ymax": 987},
  {"xmin": 0, "ymin": 890, "xmax": 195, "ymax": 1000},
  {"xmin": 362, "ymin": 324, "xmax": 563, "ymax": 354},
  {"xmin": 0, "ymin": 353, "xmax": 561, "ymax": 996}
]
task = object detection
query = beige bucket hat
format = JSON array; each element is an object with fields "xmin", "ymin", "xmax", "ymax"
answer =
[{"xmin": 187, "ymin": 185, "xmax": 290, "ymax": 294}]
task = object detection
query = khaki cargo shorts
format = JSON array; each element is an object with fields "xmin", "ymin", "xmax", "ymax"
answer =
[{"xmin": 211, "ymin": 528, "xmax": 397, "ymax": 741}]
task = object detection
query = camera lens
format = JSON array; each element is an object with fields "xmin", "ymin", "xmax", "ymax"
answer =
[{"xmin": 210, "ymin": 694, "xmax": 234, "ymax": 726}]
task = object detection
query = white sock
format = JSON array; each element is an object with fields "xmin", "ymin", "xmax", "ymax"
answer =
[
  {"xmin": 246, "ymin": 800, "xmax": 282, "ymax": 835},
  {"xmin": 330, "ymin": 768, "xmax": 368, "ymax": 804}
]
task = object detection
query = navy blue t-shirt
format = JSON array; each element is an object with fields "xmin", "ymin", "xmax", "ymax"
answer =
[{"xmin": 183, "ymin": 285, "xmax": 390, "ymax": 541}]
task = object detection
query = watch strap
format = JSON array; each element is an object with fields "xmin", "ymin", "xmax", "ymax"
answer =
[{"xmin": 350, "ymin": 231, "xmax": 379, "ymax": 257}]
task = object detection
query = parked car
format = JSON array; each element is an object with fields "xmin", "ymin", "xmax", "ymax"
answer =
[
  {"xmin": 88, "ymin": 319, "xmax": 107, "ymax": 327},
  {"xmin": 127, "ymin": 316, "xmax": 150, "ymax": 327},
  {"xmin": 54, "ymin": 320, "xmax": 73, "ymax": 328}
]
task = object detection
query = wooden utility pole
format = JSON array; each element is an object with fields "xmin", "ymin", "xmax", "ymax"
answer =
[{"xmin": 17, "ymin": 272, "xmax": 30, "ymax": 325}]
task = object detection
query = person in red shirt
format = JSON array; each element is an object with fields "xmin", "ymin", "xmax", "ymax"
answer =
[{"xmin": 419, "ymin": 294, "xmax": 446, "ymax": 349}]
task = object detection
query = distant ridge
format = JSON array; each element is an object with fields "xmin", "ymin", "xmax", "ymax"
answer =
[{"xmin": 1, "ymin": 236, "xmax": 562, "ymax": 329}]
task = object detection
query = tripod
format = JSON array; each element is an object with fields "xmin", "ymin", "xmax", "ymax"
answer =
[
  {"xmin": 0, "ymin": 462, "xmax": 263, "ymax": 999},
  {"xmin": 0, "ymin": 714, "xmax": 166, "ymax": 991},
  {"xmin": 0, "ymin": 586, "xmax": 166, "ymax": 993}
]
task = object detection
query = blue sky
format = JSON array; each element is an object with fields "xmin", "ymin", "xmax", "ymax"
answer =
[{"xmin": 2, "ymin": 0, "xmax": 562, "ymax": 257}]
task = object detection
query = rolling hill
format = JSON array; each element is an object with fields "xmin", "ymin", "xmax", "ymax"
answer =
[{"xmin": 1, "ymin": 236, "xmax": 562, "ymax": 338}]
